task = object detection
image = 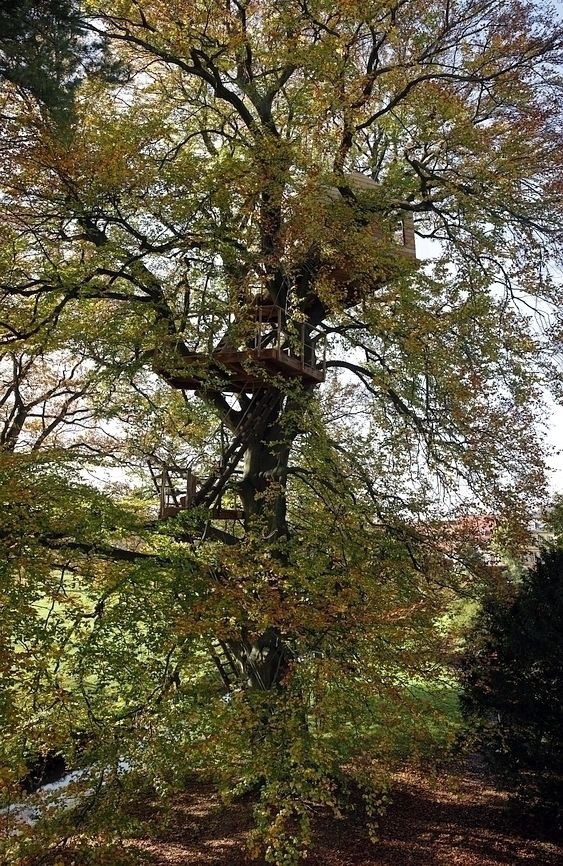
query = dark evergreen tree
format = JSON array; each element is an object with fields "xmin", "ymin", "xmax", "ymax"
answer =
[
  {"xmin": 462, "ymin": 550, "xmax": 563, "ymax": 823},
  {"xmin": 0, "ymin": 1, "xmax": 120, "ymax": 125}
]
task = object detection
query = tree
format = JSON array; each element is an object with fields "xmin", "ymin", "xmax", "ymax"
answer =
[
  {"xmin": 462, "ymin": 548, "xmax": 563, "ymax": 824},
  {"xmin": 0, "ymin": 0, "xmax": 122, "ymax": 126},
  {"xmin": 1, "ymin": 1, "xmax": 563, "ymax": 862}
]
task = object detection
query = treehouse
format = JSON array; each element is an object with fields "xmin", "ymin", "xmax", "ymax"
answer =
[
  {"xmin": 149, "ymin": 175, "xmax": 418, "ymax": 527},
  {"xmin": 164, "ymin": 303, "xmax": 326, "ymax": 392},
  {"xmin": 325, "ymin": 172, "xmax": 417, "ymax": 306},
  {"xmin": 156, "ymin": 173, "xmax": 414, "ymax": 394},
  {"xmin": 150, "ymin": 174, "xmax": 416, "ymax": 525},
  {"xmin": 332, "ymin": 171, "xmax": 417, "ymax": 259}
]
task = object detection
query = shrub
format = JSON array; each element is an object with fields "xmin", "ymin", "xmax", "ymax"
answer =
[{"xmin": 462, "ymin": 549, "xmax": 563, "ymax": 822}]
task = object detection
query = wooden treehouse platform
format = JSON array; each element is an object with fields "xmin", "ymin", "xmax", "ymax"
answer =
[
  {"xmin": 167, "ymin": 347, "xmax": 326, "ymax": 391},
  {"xmin": 165, "ymin": 304, "xmax": 326, "ymax": 393}
]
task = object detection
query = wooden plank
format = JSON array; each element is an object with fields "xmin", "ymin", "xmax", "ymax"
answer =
[
  {"xmin": 210, "ymin": 508, "xmax": 245, "ymax": 520},
  {"xmin": 401, "ymin": 211, "xmax": 416, "ymax": 258}
]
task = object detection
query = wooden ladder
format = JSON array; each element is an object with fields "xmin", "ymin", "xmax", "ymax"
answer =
[{"xmin": 208, "ymin": 639, "xmax": 241, "ymax": 690}]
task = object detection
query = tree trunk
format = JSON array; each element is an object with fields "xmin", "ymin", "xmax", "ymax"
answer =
[
  {"xmin": 227, "ymin": 399, "xmax": 295, "ymax": 689},
  {"xmin": 238, "ymin": 423, "xmax": 291, "ymax": 540},
  {"xmin": 228, "ymin": 626, "xmax": 292, "ymax": 690}
]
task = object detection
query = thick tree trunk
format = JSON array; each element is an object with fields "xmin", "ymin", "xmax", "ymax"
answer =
[
  {"xmin": 228, "ymin": 626, "xmax": 292, "ymax": 690},
  {"xmin": 238, "ymin": 425, "xmax": 291, "ymax": 540},
  {"xmin": 227, "ymin": 399, "xmax": 295, "ymax": 689}
]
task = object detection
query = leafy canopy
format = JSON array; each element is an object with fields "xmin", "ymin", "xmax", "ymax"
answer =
[{"xmin": 1, "ymin": 1, "xmax": 563, "ymax": 863}]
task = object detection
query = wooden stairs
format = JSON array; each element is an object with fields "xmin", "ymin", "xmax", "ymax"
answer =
[
  {"xmin": 208, "ymin": 640, "xmax": 241, "ymax": 690},
  {"xmin": 149, "ymin": 390, "xmax": 279, "ymax": 521}
]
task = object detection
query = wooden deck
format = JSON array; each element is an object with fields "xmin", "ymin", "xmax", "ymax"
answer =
[{"xmin": 165, "ymin": 347, "xmax": 326, "ymax": 392}]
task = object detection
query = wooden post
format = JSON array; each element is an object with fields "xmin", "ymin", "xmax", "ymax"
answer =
[
  {"xmin": 401, "ymin": 210, "xmax": 416, "ymax": 258},
  {"xmin": 276, "ymin": 305, "xmax": 282, "ymax": 359},
  {"xmin": 159, "ymin": 472, "xmax": 166, "ymax": 519},
  {"xmin": 256, "ymin": 306, "xmax": 262, "ymax": 356},
  {"xmin": 320, "ymin": 334, "xmax": 326, "ymax": 375},
  {"xmin": 186, "ymin": 469, "xmax": 197, "ymax": 505}
]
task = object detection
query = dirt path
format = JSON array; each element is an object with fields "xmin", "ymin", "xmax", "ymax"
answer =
[{"xmin": 128, "ymin": 759, "xmax": 562, "ymax": 866}]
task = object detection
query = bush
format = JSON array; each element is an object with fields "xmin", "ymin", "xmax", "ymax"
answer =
[{"xmin": 462, "ymin": 549, "xmax": 563, "ymax": 822}]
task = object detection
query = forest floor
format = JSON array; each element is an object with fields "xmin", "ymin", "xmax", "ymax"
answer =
[{"xmin": 127, "ymin": 756, "xmax": 562, "ymax": 866}]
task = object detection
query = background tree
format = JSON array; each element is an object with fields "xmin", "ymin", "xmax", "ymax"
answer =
[
  {"xmin": 0, "ymin": 0, "xmax": 82, "ymax": 122},
  {"xmin": 462, "ymin": 548, "xmax": 563, "ymax": 824},
  {"xmin": 1, "ymin": 1, "xmax": 563, "ymax": 863},
  {"xmin": 0, "ymin": 0, "xmax": 123, "ymax": 126}
]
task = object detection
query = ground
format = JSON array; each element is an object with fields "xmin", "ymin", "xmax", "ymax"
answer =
[{"xmin": 127, "ymin": 757, "xmax": 562, "ymax": 866}]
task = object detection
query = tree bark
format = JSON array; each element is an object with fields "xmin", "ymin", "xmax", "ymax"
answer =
[
  {"xmin": 238, "ymin": 424, "xmax": 291, "ymax": 540},
  {"xmin": 228, "ymin": 626, "xmax": 292, "ymax": 690},
  {"xmin": 225, "ymin": 394, "xmax": 297, "ymax": 688}
]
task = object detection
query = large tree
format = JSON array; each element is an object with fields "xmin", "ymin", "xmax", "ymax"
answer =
[{"xmin": 1, "ymin": 1, "xmax": 563, "ymax": 863}]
